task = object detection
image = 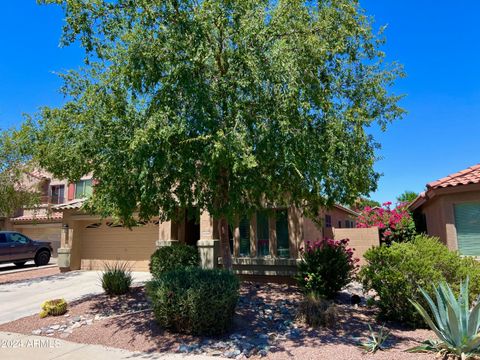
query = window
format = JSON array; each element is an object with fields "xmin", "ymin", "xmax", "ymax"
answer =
[
  {"xmin": 338, "ymin": 220, "xmax": 342, "ymax": 228},
  {"xmin": 7, "ymin": 233, "xmax": 30, "ymax": 244},
  {"xmin": 75, "ymin": 179, "xmax": 93, "ymax": 199},
  {"xmin": 0, "ymin": 234, "xmax": 7, "ymax": 243},
  {"xmin": 239, "ymin": 218, "xmax": 250, "ymax": 256},
  {"xmin": 325, "ymin": 214, "xmax": 332, "ymax": 228},
  {"xmin": 50, "ymin": 185, "xmax": 65, "ymax": 204},
  {"xmin": 257, "ymin": 211, "xmax": 270, "ymax": 257},
  {"xmin": 345, "ymin": 219, "xmax": 356, "ymax": 228},
  {"xmin": 276, "ymin": 210, "xmax": 290, "ymax": 258}
]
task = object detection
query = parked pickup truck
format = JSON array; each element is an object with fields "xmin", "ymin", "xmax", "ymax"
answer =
[{"xmin": 0, "ymin": 231, "xmax": 52, "ymax": 267}]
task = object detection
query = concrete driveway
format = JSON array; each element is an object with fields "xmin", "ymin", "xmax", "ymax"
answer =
[{"xmin": 0, "ymin": 271, "xmax": 151, "ymax": 324}]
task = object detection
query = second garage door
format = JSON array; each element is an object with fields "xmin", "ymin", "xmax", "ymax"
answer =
[{"xmin": 78, "ymin": 220, "xmax": 159, "ymax": 271}]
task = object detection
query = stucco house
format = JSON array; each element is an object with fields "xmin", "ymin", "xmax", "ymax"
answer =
[
  {"xmin": 410, "ymin": 164, "xmax": 480, "ymax": 256},
  {"xmin": 54, "ymin": 200, "xmax": 360, "ymax": 274},
  {"xmin": 5, "ymin": 171, "xmax": 94, "ymax": 256},
  {"xmin": 5, "ymin": 169, "xmax": 371, "ymax": 274}
]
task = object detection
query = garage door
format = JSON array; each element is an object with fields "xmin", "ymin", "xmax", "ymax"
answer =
[
  {"xmin": 79, "ymin": 220, "xmax": 159, "ymax": 271},
  {"xmin": 454, "ymin": 203, "xmax": 480, "ymax": 256},
  {"xmin": 16, "ymin": 225, "xmax": 61, "ymax": 257}
]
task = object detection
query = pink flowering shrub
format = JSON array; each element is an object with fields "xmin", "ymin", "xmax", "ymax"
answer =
[
  {"xmin": 356, "ymin": 201, "xmax": 416, "ymax": 244},
  {"xmin": 296, "ymin": 238, "xmax": 359, "ymax": 299}
]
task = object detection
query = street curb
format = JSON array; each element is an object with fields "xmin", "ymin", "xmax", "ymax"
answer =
[{"xmin": 0, "ymin": 263, "xmax": 57, "ymax": 276}]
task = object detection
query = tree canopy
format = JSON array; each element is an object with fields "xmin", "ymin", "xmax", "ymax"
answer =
[
  {"xmin": 0, "ymin": 128, "xmax": 39, "ymax": 217},
  {"xmin": 31, "ymin": 0, "xmax": 404, "ymax": 265},
  {"xmin": 396, "ymin": 191, "xmax": 418, "ymax": 204}
]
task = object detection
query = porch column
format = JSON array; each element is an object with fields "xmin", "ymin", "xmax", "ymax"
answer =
[
  {"xmin": 156, "ymin": 220, "xmax": 179, "ymax": 248},
  {"xmin": 232, "ymin": 217, "xmax": 240, "ymax": 257},
  {"xmin": 288, "ymin": 206, "xmax": 302, "ymax": 259},
  {"xmin": 250, "ymin": 214, "xmax": 257, "ymax": 257},
  {"xmin": 197, "ymin": 211, "xmax": 220, "ymax": 269},
  {"xmin": 57, "ymin": 211, "xmax": 73, "ymax": 272},
  {"xmin": 269, "ymin": 215, "xmax": 277, "ymax": 258}
]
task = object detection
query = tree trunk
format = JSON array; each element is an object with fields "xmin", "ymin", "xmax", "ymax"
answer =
[{"xmin": 218, "ymin": 216, "xmax": 233, "ymax": 270}]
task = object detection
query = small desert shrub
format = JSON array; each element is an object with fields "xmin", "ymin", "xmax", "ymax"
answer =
[
  {"xmin": 296, "ymin": 238, "xmax": 358, "ymax": 299},
  {"xmin": 360, "ymin": 324, "xmax": 391, "ymax": 353},
  {"xmin": 101, "ymin": 262, "xmax": 133, "ymax": 295},
  {"xmin": 39, "ymin": 299, "xmax": 68, "ymax": 318},
  {"xmin": 297, "ymin": 293, "xmax": 337, "ymax": 328},
  {"xmin": 149, "ymin": 244, "xmax": 199, "ymax": 279},
  {"xmin": 146, "ymin": 267, "xmax": 239, "ymax": 335},
  {"xmin": 360, "ymin": 235, "xmax": 480, "ymax": 327}
]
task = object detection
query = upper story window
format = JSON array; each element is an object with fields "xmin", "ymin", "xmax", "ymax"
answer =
[
  {"xmin": 50, "ymin": 185, "xmax": 65, "ymax": 204},
  {"xmin": 75, "ymin": 179, "xmax": 93, "ymax": 199},
  {"xmin": 325, "ymin": 214, "xmax": 332, "ymax": 228}
]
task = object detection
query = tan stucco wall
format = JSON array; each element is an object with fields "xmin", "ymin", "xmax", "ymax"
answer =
[
  {"xmin": 333, "ymin": 227, "xmax": 379, "ymax": 266},
  {"xmin": 421, "ymin": 185, "xmax": 480, "ymax": 250},
  {"xmin": 302, "ymin": 207, "xmax": 357, "ymax": 244}
]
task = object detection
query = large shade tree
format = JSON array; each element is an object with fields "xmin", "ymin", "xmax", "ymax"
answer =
[
  {"xmin": 0, "ymin": 128, "xmax": 40, "ymax": 217},
  {"xmin": 33, "ymin": 0, "xmax": 404, "ymax": 268}
]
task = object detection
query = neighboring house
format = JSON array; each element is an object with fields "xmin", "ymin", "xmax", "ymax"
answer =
[
  {"xmin": 410, "ymin": 164, "xmax": 480, "ymax": 256},
  {"xmin": 9, "ymin": 170, "xmax": 93, "ymax": 257}
]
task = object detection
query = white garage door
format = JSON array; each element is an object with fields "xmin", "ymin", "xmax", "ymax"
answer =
[{"xmin": 78, "ymin": 220, "xmax": 159, "ymax": 271}]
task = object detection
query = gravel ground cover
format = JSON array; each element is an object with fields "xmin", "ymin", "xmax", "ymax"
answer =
[
  {"xmin": 0, "ymin": 266, "xmax": 60, "ymax": 284},
  {"xmin": 0, "ymin": 282, "xmax": 435, "ymax": 359}
]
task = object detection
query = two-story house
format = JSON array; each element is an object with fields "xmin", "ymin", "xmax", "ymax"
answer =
[{"xmin": 7, "ymin": 170, "xmax": 93, "ymax": 257}]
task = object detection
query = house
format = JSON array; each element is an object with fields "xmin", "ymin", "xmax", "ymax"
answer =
[
  {"xmin": 10, "ymin": 169, "xmax": 370, "ymax": 274},
  {"xmin": 55, "ymin": 200, "xmax": 360, "ymax": 274},
  {"xmin": 410, "ymin": 164, "xmax": 480, "ymax": 256},
  {"xmin": 7, "ymin": 170, "xmax": 93, "ymax": 256}
]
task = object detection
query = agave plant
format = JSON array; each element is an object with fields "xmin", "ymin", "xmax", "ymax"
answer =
[
  {"xmin": 360, "ymin": 323, "xmax": 391, "ymax": 353},
  {"xmin": 408, "ymin": 278, "xmax": 480, "ymax": 359}
]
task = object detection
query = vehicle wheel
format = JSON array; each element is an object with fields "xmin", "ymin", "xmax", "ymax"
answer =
[
  {"xmin": 34, "ymin": 250, "xmax": 51, "ymax": 266},
  {"xmin": 14, "ymin": 261, "xmax": 26, "ymax": 267}
]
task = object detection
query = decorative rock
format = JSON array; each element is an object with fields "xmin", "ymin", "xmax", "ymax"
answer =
[
  {"xmin": 50, "ymin": 325, "xmax": 61, "ymax": 330},
  {"xmin": 31, "ymin": 329, "xmax": 42, "ymax": 335}
]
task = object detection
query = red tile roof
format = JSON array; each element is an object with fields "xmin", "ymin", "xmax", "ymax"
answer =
[
  {"xmin": 427, "ymin": 164, "xmax": 480, "ymax": 189},
  {"xmin": 11, "ymin": 212, "xmax": 63, "ymax": 222}
]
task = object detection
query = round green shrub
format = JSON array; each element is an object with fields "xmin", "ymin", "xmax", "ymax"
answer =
[
  {"xmin": 149, "ymin": 244, "xmax": 199, "ymax": 279},
  {"xmin": 101, "ymin": 262, "xmax": 133, "ymax": 295},
  {"xmin": 360, "ymin": 235, "xmax": 480, "ymax": 327},
  {"xmin": 146, "ymin": 267, "xmax": 239, "ymax": 335},
  {"xmin": 296, "ymin": 239, "xmax": 357, "ymax": 299}
]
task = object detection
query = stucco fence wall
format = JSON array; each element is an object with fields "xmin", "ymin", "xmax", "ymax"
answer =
[{"xmin": 332, "ymin": 227, "xmax": 379, "ymax": 266}]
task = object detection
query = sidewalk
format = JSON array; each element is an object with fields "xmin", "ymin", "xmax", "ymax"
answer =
[{"xmin": 0, "ymin": 331, "xmax": 217, "ymax": 360}]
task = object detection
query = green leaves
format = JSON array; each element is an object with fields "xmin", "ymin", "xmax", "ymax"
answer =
[
  {"xmin": 409, "ymin": 278, "xmax": 480, "ymax": 358},
  {"xmin": 33, "ymin": 0, "xmax": 404, "ymax": 225}
]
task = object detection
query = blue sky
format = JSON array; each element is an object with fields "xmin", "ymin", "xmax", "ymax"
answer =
[{"xmin": 1, "ymin": 1, "xmax": 479, "ymax": 203}]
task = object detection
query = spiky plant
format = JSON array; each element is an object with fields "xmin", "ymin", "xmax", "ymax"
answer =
[
  {"xmin": 408, "ymin": 278, "xmax": 480, "ymax": 359},
  {"xmin": 360, "ymin": 323, "xmax": 391, "ymax": 353},
  {"xmin": 101, "ymin": 262, "xmax": 133, "ymax": 296}
]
